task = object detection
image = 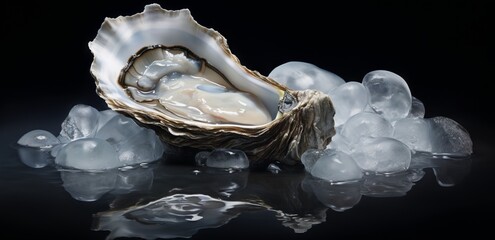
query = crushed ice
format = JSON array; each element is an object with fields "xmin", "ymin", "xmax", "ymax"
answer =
[
  {"xmin": 270, "ymin": 63, "xmax": 472, "ymax": 181},
  {"xmin": 17, "ymin": 104, "xmax": 164, "ymax": 171}
]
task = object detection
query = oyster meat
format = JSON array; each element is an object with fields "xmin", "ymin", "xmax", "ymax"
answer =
[{"xmin": 89, "ymin": 4, "xmax": 335, "ymax": 166}]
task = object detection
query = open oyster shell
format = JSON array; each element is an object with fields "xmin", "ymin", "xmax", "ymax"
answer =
[{"xmin": 89, "ymin": 4, "xmax": 335, "ymax": 166}]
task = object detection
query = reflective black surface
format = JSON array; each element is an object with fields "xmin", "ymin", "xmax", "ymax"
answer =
[
  {"xmin": 1, "ymin": 1, "xmax": 493, "ymax": 239},
  {"xmin": 0, "ymin": 145, "xmax": 481, "ymax": 239}
]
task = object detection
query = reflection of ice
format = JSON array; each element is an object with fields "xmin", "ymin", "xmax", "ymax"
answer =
[
  {"xmin": 88, "ymin": 153, "xmax": 471, "ymax": 238},
  {"xmin": 274, "ymin": 211, "xmax": 327, "ymax": 233},
  {"xmin": 60, "ymin": 166, "xmax": 154, "ymax": 202},
  {"xmin": 302, "ymin": 177, "xmax": 362, "ymax": 212},
  {"xmin": 93, "ymin": 194, "xmax": 263, "ymax": 239},
  {"xmin": 360, "ymin": 170, "xmax": 420, "ymax": 197},
  {"xmin": 410, "ymin": 152, "xmax": 471, "ymax": 187},
  {"xmin": 16, "ymin": 146, "xmax": 53, "ymax": 168},
  {"xmin": 61, "ymin": 170, "xmax": 117, "ymax": 202},
  {"xmin": 301, "ymin": 152, "xmax": 470, "ymax": 208},
  {"xmin": 15, "ymin": 146, "xmax": 469, "ymax": 238}
]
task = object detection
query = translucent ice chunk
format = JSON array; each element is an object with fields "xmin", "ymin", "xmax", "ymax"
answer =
[
  {"xmin": 97, "ymin": 109, "xmax": 120, "ymax": 131},
  {"xmin": 59, "ymin": 104, "xmax": 100, "ymax": 142},
  {"xmin": 17, "ymin": 129, "xmax": 60, "ymax": 148},
  {"xmin": 328, "ymin": 82, "xmax": 369, "ymax": 126},
  {"xmin": 340, "ymin": 112, "xmax": 394, "ymax": 144},
  {"xmin": 326, "ymin": 133, "xmax": 353, "ymax": 154},
  {"xmin": 50, "ymin": 144, "xmax": 63, "ymax": 158},
  {"xmin": 95, "ymin": 111, "xmax": 164, "ymax": 165},
  {"xmin": 351, "ymin": 137, "xmax": 411, "ymax": 173},
  {"xmin": 393, "ymin": 118, "xmax": 432, "ymax": 152},
  {"xmin": 310, "ymin": 150, "xmax": 363, "ymax": 183},
  {"xmin": 268, "ymin": 61, "xmax": 345, "ymax": 93},
  {"xmin": 95, "ymin": 114, "xmax": 143, "ymax": 145},
  {"xmin": 301, "ymin": 149, "xmax": 322, "ymax": 172},
  {"xmin": 205, "ymin": 149, "xmax": 249, "ymax": 169},
  {"xmin": 363, "ymin": 103, "xmax": 376, "ymax": 113},
  {"xmin": 393, "ymin": 117, "xmax": 472, "ymax": 155},
  {"xmin": 429, "ymin": 117, "xmax": 473, "ymax": 156},
  {"xmin": 407, "ymin": 96, "xmax": 425, "ymax": 118},
  {"xmin": 114, "ymin": 129, "xmax": 164, "ymax": 165},
  {"xmin": 362, "ymin": 70, "xmax": 412, "ymax": 121},
  {"xmin": 55, "ymin": 138, "xmax": 121, "ymax": 171}
]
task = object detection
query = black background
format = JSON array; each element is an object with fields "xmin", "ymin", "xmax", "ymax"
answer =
[
  {"xmin": 1, "ymin": 0, "xmax": 494, "ymax": 239},
  {"xmin": 2, "ymin": 0, "xmax": 493, "ymax": 125}
]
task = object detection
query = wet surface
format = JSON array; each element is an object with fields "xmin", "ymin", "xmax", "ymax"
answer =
[{"xmin": 1, "ymin": 131, "xmax": 490, "ymax": 239}]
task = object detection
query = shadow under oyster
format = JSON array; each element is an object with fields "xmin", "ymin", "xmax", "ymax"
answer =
[{"xmin": 89, "ymin": 4, "xmax": 335, "ymax": 167}]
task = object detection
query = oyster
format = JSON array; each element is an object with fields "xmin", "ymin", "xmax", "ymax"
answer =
[{"xmin": 89, "ymin": 4, "xmax": 335, "ymax": 166}]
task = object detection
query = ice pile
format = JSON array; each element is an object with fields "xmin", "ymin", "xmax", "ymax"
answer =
[
  {"xmin": 17, "ymin": 104, "xmax": 164, "ymax": 171},
  {"xmin": 270, "ymin": 63, "xmax": 472, "ymax": 181}
]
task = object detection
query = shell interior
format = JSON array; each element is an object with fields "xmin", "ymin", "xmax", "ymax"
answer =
[{"xmin": 89, "ymin": 4, "xmax": 290, "ymax": 130}]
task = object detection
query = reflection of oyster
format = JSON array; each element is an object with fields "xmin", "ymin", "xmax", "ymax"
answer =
[
  {"xmin": 93, "ymin": 194, "xmax": 263, "ymax": 239},
  {"xmin": 89, "ymin": 4, "xmax": 335, "ymax": 165}
]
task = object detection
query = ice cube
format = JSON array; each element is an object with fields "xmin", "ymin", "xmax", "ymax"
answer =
[
  {"xmin": 407, "ymin": 96, "xmax": 425, "ymax": 118},
  {"xmin": 301, "ymin": 149, "xmax": 323, "ymax": 172},
  {"xmin": 393, "ymin": 118, "xmax": 432, "ymax": 152},
  {"xmin": 17, "ymin": 129, "xmax": 60, "ymax": 148},
  {"xmin": 59, "ymin": 104, "xmax": 100, "ymax": 142},
  {"xmin": 96, "ymin": 111, "xmax": 164, "ymax": 165},
  {"xmin": 326, "ymin": 132, "xmax": 353, "ymax": 154},
  {"xmin": 351, "ymin": 137, "xmax": 411, "ymax": 173},
  {"xmin": 114, "ymin": 129, "xmax": 164, "ymax": 165},
  {"xmin": 363, "ymin": 103, "xmax": 376, "ymax": 113},
  {"xmin": 268, "ymin": 61, "xmax": 345, "ymax": 93},
  {"xmin": 429, "ymin": 117, "xmax": 473, "ymax": 156},
  {"xmin": 97, "ymin": 109, "xmax": 120, "ymax": 131},
  {"xmin": 55, "ymin": 138, "xmax": 121, "ymax": 171},
  {"xmin": 95, "ymin": 113, "xmax": 143, "ymax": 145},
  {"xmin": 340, "ymin": 112, "xmax": 394, "ymax": 144},
  {"xmin": 310, "ymin": 150, "xmax": 363, "ymax": 183},
  {"xmin": 206, "ymin": 149, "xmax": 249, "ymax": 169},
  {"xmin": 362, "ymin": 70, "xmax": 412, "ymax": 121},
  {"xmin": 328, "ymin": 82, "xmax": 369, "ymax": 126}
]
